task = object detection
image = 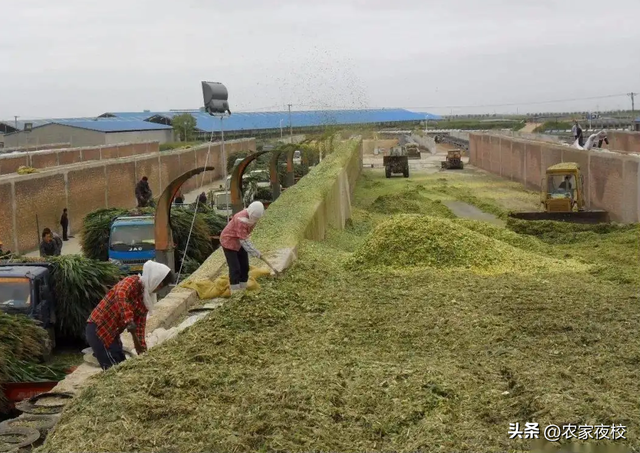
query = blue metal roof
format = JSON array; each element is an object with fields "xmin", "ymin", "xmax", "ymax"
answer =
[
  {"xmin": 0, "ymin": 119, "xmax": 52, "ymax": 131},
  {"xmin": 115, "ymin": 108, "xmax": 434, "ymax": 133},
  {"xmin": 53, "ymin": 118, "xmax": 173, "ymax": 132},
  {"xmin": 99, "ymin": 112, "xmax": 162, "ymax": 121},
  {"xmin": 412, "ymin": 112, "xmax": 444, "ymax": 120}
]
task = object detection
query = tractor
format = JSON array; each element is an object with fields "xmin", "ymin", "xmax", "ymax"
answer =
[
  {"xmin": 383, "ymin": 146, "xmax": 409, "ymax": 178},
  {"xmin": 441, "ymin": 150, "xmax": 464, "ymax": 170}
]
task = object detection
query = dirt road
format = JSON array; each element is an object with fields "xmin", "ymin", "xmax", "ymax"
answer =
[
  {"xmin": 519, "ymin": 122, "xmax": 541, "ymax": 133},
  {"xmin": 442, "ymin": 200, "xmax": 504, "ymax": 225}
]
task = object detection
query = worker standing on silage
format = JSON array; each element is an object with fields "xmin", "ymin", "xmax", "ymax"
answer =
[
  {"xmin": 219, "ymin": 201, "xmax": 278, "ymax": 294},
  {"xmin": 571, "ymin": 120, "xmax": 584, "ymax": 147},
  {"xmin": 85, "ymin": 260, "xmax": 174, "ymax": 370}
]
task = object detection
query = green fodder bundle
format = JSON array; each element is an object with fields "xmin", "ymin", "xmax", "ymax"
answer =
[
  {"xmin": 454, "ymin": 219, "xmax": 545, "ymax": 252},
  {"xmin": 81, "ymin": 206, "xmax": 219, "ymax": 266},
  {"xmin": 81, "ymin": 208, "xmax": 154, "ymax": 260},
  {"xmin": 347, "ymin": 214, "xmax": 588, "ymax": 275},
  {"xmin": 200, "ymin": 211, "xmax": 228, "ymax": 237},
  {"xmin": 170, "ymin": 209, "xmax": 215, "ymax": 265},
  {"xmin": 47, "ymin": 256, "xmax": 123, "ymax": 340},
  {"xmin": 0, "ymin": 313, "xmax": 64, "ymax": 411}
]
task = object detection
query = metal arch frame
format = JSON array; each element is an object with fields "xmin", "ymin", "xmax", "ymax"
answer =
[
  {"xmin": 284, "ymin": 148, "xmax": 296, "ymax": 187},
  {"xmin": 230, "ymin": 150, "xmax": 275, "ymax": 214},
  {"xmin": 155, "ymin": 166, "xmax": 215, "ymax": 272},
  {"xmin": 269, "ymin": 149, "xmax": 285, "ymax": 201}
]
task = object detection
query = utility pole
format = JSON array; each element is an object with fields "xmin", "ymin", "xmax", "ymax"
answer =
[
  {"xmin": 14, "ymin": 116, "xmax": 19, "ymax": 147},
  {"xmin": 628, "ymin": 92, "xmax": 637, "ymax": 114},
  {"xmin": 288, "ymin": 104, "xmax": 293, "ymax": 143}
]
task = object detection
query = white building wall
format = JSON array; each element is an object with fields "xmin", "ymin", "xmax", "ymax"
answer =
[
  {"xmin": 2, "ymin": 124, "xmax": 106, "ymax": 148},
  {"xmin": 104, "ymin": 129, "xmax": 174, "ymax": 145}
]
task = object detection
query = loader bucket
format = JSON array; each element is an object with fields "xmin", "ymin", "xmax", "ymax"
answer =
[{"xmin": 508, "ymin": 210, "xmax": 610, "ymax": 224}]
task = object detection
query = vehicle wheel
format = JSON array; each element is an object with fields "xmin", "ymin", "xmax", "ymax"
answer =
[
  {"xmin": 0, "ymin": 425, "xmax": 41, "ymax": 451},
  {"xmin": 385, "ymin": 167, "xmax": 391, "ymax": 178},
  {"xmin": 403, "ymin": 167, "xmax": 409, "ymax": 178}
]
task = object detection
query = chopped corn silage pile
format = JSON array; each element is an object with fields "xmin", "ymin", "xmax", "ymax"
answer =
[
  {"xmin": 347, "ymin": 214, "xmax": 586, "ymax": 275},
  {"xmin": 40, "ymin": 162, "xmax": 640, "ymax": 452}
]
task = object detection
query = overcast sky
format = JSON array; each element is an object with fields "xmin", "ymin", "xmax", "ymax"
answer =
[{"xmin": 1, "ymin": 0, "xmax": 639, "ymax": 119}]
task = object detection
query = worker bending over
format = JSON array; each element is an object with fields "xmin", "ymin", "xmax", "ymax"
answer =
[
  {"xmin": 583, "ymin": 130, "xmax": 609, "ymax": 150},
  {"xmin": 86, "ymin": 260, "xmax": 174, "ymax": 370},
  {"xmin": 220, "ymin": 201, "xmax": 278, "ymax": 294}
]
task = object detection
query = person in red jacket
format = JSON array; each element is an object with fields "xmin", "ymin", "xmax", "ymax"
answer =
[
  {"xmin": 86, "ymin": 260, "xmax": 174, "ymax": 370},
  {"xmin": 219, "ymin": 201, "xmax": 278, "ymax": 294}
]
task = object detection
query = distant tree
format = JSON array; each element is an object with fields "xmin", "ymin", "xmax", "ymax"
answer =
[{"xmin": 172, "ymin": 113, "xmax": 197, "ymax": 141}]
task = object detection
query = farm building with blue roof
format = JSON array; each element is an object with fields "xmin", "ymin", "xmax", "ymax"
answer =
[
  {"xmin": 1, "ymin": 117, "xmax": 174, "ymax": 148},
  {"xmin": 101, "ymin": 108, "xmax": 439, "ymax": 139},
  {"xmin": 1, "ymin": 108, "xmax": 438, "ymax": 148}
]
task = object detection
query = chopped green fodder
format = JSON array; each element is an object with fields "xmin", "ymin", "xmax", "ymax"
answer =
[
  {"xmin": 454, "ymin": 219, "xmax": 546, "ymax": 252},
  {"xmin": 368, "ymin": 188, "xmax": 456, "ymax": 219},
  {"xmin": 506, "ymin": 217, "xmax": 639, "ymax": 239},
  {"xmin": 347, "ymin": 215, "xmax": 588, "ymax": 275},
  {"xmin": 38, "ymin": 238, "xmax": 640, "ymax": 453}
]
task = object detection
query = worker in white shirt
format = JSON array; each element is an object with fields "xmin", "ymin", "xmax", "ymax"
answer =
[{"xmin": 583, "ymin": 130, "xmax": 609, "ymax": 150}]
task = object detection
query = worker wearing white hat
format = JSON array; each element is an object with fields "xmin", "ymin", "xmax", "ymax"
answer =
[{"xmin": 219, "ymin": 201, "xmax": 278, "ymax": 294}]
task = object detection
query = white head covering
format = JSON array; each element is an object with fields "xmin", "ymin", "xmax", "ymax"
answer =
[
  {"xmin": 139, "ymin": 260, "xmax": 171, "ymax": 312},
  {"xmin": 243, "ymin": 201, "xmax": 265, "ymax": 225}
]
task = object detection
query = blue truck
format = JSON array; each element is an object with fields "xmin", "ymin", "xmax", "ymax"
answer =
[{"xmin": 107, "ymin": 215, "xmax": 156, "ymax": 274}]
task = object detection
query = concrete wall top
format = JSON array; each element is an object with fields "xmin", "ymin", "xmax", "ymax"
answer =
[
  {"xmin": 0, "ymin": 143, "xmax": 71, "ymax": 153},
  {"xmin": 0, "ymin": 141, "xmax": 158, "ymax": 160}
]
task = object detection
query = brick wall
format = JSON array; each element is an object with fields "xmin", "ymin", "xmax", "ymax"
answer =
[
  {"xmin": 0, "ymin": 139, "xmax": 255, "ymax": 253},
  {"xmin": 0, "ymin": 141, "xmax": 160, "ymax": 175},
  {"xmin": 607, "ymin": 131, "xmax": 640, "ymax": 154},
  {"xmin": 1, "ymin": 143, "xmax": 70, "ymax": 153},
  {"xmin": 469, "ymin": 133, "xmax": 640, "ymax": 223}
]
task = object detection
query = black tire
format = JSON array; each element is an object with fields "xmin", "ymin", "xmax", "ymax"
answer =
[
  {"xmin": 403, "ymin": 167, "xmax": 409, "ymax": 178},
  {"xmin": 385, "ymin": 167, "xmax": 391, "ymax": 178},
  {"xmin": 0, "ymin": 415, "xmax": 58, "ymax": 436},
  {"xmin": 15, "ymin": 392, "xmax": 74, "ymax": 416},
  {"xmin": 0, "ymin": 425, "xmax": 40, "ymax": 452}
]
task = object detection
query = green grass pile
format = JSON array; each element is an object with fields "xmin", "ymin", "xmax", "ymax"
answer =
[
  {"xmin": 5, "ymin": 255, "xmax": 123, "ymax": 340},
  {"xmin": 170, "ymin": 209, "xmax": 214, "ymax": 266},
  {"xmin": 506, "ymin": 217, "xmax": 639, "ymax": 239},
  {"xmin": 81, "ymin": 208, "xmax": 136, "ymax": 261},
  {"xmin": 81, "ymin": 206, "xmax": 224, "ymax": 268},
  {"xmin": 48, "ymin": 256, "xmax": 123, "ymax": 339},
  {"xmin": 368, "ymin": 187, "xmax": 456, "ymax": 219},
  {"xmin": 199, "ymin": 210, "xmax": 228, "ymax": 236},
  {"xmin": 454, "ymin": 219, "xmax": 545, "ymax": 252},
  {"xmin": 346, "ymin": 214, "xmax": 587, "ymax": 275},
  {"xmin": 252, "ymin": 139, "xmax": 361, "ymax": 251},
  {"xmin": 0, "ymin": 313, "xmax": 67, "ymax": 411}
]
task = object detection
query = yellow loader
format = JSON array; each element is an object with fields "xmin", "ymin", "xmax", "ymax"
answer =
[{"xmin": 508, "ymin": 162, "xmax": 610, "ymax": 224}]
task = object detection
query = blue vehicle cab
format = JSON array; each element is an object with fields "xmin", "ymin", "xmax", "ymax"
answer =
[{"xmin": 108, "ymin": 215, "xmax": 155, "ymax": 274}]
